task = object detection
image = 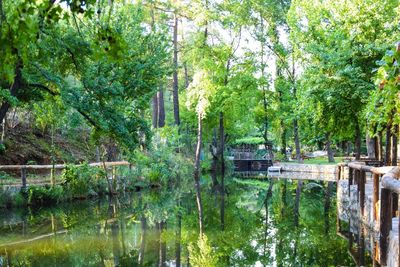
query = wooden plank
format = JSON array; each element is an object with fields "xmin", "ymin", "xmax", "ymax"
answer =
[{"xmin": 381, "ymin": 176, "xmax": 400, "ymax": 194}]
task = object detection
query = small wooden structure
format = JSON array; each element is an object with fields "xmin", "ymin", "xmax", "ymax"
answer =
[{"xmin": 233, "ymin": 159, "xmax": 273, "ymax": 172}]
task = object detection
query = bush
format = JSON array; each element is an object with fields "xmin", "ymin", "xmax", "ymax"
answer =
[
  {"xmin": 274, "ymin": 151, "xmax": 287, "ymax": 162},
  {"xmin": 62, "ymin": 163, "xmax": 107, "ymax": 198},
  {"xmin": 27, "ymin": 185, "xmax": 64, "ymax": 206},
  {"xmin": 129, "ymin": 129, "xmax": 193, "ymax": 188}
]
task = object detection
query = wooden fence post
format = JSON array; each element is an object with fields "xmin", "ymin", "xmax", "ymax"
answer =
[
  {"xmin": 360, "ymin": 170, "xmax": 366, "ymax": 216},
  {"xmin": 349, "ymin": 167, "xmax": 353, "ymax": 197},
  {"xmin": 21, "ymin": 167, "xmax": 27, "ymax": 190},
  {"xmin": 380, "ymin": 188, "xmax": 392, "ymax": 266},
  {"xmin": 355, "ymin": 169, "xmax": 360, "ymax": 201},
  {"xmin": 373, "ymin": 173, "xmax": 379, "ymax": 221}
]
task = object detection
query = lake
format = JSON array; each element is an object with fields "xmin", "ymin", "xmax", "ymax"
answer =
[{"xmin": 0, "ymin": 178, "xmax": 370, "ymax": 266}]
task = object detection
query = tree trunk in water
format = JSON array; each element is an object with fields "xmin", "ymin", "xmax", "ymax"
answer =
[
  {"xmin": 175, "ymin": 205, "xmax": 181, "ymax": 267},
  {"xmin": 293, "ymin": 119, "xmax": 301, "ymax": 162},
  {"xmin": 220, "ymin": 183, "xmax": 225, "ymax": 231},
  {"xmin": 172, "ymin": 13, "xmax": 180, "ymax": 126},
  {"xmin": 392, "ymin": 124, "xmax": 398, "ymax": 166},
  {"xmin": 355, "ymin": 121, "xmax": 361, "ymax": 160},
  {"xmin": 210, "ymin": 128, "xmax": 219, "ymax": 188},
  {"xmin": 152, "ymin": 95, "xmax": 158, "ymax": 128},
  {"xmin": 385, "ymin": 124, "xmax": 392, "ymax": 165},
  {"xmin": 324, "ymin": 181, "xmax": 333, "ymax": 235},
  {"xmin": 326, "ymin": 133, "xmax": 335, "ymax": 163},
  {"xmin": 366, "ymin": 132, "xmax": 376, "ymax": 159},
  {"xmin": 294, "ymin": 180, "xmax": 303, "ymax": 227},
  {"xmin": 183, "ymin": 62, "xmax": 189, "ymax": 89},
  {"xmin": 193, "ymin": 113, "xmax": 204, "ymax": 235},
  {"xmin": 219, "ymin": 112, "xmax": 225, "ymax": 178},
  {"xmin": 159, "ymin": 221, "xmax": 166, "ymax": 267},
  {"xmin": 157, "ymin": 89, "xmax": 165, "ymax": 128}
]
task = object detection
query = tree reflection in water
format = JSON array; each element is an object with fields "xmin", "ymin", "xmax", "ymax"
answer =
[{"xmin": 0, "ymin": 178, "xmax": 363, "ymax": 266}]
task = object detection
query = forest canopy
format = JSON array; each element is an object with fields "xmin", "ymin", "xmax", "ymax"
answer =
[{"xmin": 0, "ymin": 0, "xmax": 399, "ymax": 164}]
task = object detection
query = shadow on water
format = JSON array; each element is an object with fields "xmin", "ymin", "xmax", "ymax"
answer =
[{"xmin": 0, "ymin": 176, "xmax": 370, "ymax": 266}]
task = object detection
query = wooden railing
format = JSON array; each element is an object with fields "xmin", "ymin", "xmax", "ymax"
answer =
[
  {"xmin": 337, "ymin": 162, "xmax": 400, "ymax": 266},
  {"xmin": 0, "ymin": 161, "xmax": 131, "ymax": 189}
]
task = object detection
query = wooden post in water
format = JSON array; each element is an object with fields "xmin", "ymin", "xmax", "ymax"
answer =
[
  {"xmin": 360, "ymin": 170, "xmax": 366, "ymax": 216},
  {"xmin": 21, "ymin": 167, "xmax": 27, "ymax": 190},
  {"xmin": 379, "ymin": 188, "xmax": 392, "ymax": 266},
  {"xmin": 349, "ymin": 167, "xmax": 353, "ymax": 197},
  {"xmin": 392, "ymin": 193, "xmax": 398, "ymax": 217},
  {"xmin": 373, "ymin": 173, "xmax": 380, "ymax": 221},
  {"xmin": 355, "ymin": 169, "xmax": 360, "ymax": 201}
]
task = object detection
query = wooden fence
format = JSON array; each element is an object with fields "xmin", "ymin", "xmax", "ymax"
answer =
[
  {"xmin": 0, "ymin": 161, "xmax": 131, "ymax": 189},
  {"xmin": 337, "ymin": 162, "xmax": 400, "ymax": 266}
]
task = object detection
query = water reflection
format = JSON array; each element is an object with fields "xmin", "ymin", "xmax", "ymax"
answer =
[{"xmin": 0, "ymin": 178, "xmax": 361, "ymax": 266}]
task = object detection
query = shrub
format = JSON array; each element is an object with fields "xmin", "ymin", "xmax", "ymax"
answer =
[
  {"xmin": 62, "ymin": 163, "xmax": 106, "ymax": 198},
  {"xmin": 27, "ymin": 185, "xmax": 65, "ymax": 206},
  {"xmin": 273, "ymin": 152, "xmax": 287, "ymax": 162}
]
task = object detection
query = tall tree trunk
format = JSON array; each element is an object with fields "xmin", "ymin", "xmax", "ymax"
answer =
[
  {"xmin": 378, "ymin": 130, "xmax": 383, "ymax": 161},
  {"xmin": 366, "ymin": 132, "xmax": 376, "ymax": 159},
  {"xmin": 355, "ymin": 121, "xmax": 361, "ymax": 160},
  {"xmin": 152, "ymin": 95, "xmax": 158, "ymax": 128},
  {"xmin": 326, "ymin": 133, "xmax": 335, "ymax": 163},
  {"xmin": 157, "ymin": 88, "xmax": 165, "ymax": 128},
  {"xmin": 293, "ymin": 119, "xmax": 301, "ymax": 162},
  {"xmin": 280, "ymin": 121, "xmax": 287, "ymax": 159},
  {"xmin": 392, "ymin": 124, "xmax": 398, "ymax": 166},
  {"xmin": 172, "ymin": 13, "xmax": 180, "ymax": 126},
  {"xmin": 385, "ymin": 123, "xmax": 392, "ymax": 165},
  {"xmin": 193, "ymin": 113, "xmax": 204, "ymax": 235}
]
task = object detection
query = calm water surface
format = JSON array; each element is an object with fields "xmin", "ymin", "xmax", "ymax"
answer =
[{"xmin": 0, "ymin": 178, "xmax": 369, "ymax": 266}]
